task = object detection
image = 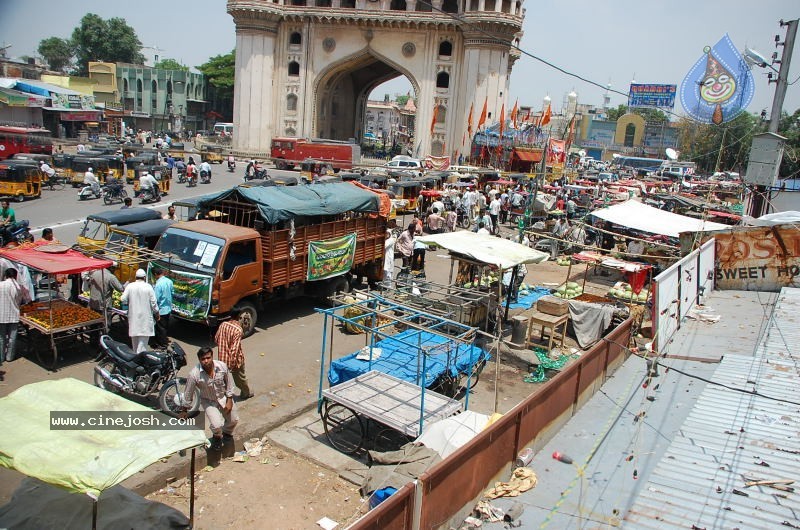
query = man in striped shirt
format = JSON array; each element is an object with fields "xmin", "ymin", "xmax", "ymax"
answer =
[
  {"xmin": 215, "ymin": 307, "xmax": 252, "ymax": 400},
  {"xmin": 183, "ymin": 346, "xmax": 238, "ymax": 451}
]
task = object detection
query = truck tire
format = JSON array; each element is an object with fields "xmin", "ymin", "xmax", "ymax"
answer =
[
  {"xmin": 235, "ymin": 301, "xmax": 258, "ymax": 338},
  {"xmin": 324, "ymin": 276, "xmax": 350, "ymax": 307}
]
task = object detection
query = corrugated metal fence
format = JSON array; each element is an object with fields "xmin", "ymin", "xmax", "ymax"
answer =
[{"xmin": 349, "ymin": 318, "xmax": 633, "ymax": 530}]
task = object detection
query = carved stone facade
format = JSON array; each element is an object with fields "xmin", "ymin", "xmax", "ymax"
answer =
[{"xmin": 228, "ymin": 0, "xmax": 524, "ymax": 158}]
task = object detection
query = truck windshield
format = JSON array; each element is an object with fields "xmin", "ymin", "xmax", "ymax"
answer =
[{"xmin": 154, "ymin": 228, "xmax": 225, "ymax": 271}]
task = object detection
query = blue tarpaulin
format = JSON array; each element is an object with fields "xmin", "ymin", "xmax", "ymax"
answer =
[
  {"xmin": 328, "ymin": 329, "xmax": 489, "ymax": 387},
  {"xmin": 507, "ymin": 286, "xmax": 552, "ymax": 310},
  {"xmin": 201, "ymin": 182, "xmax": 380, "ymax": 224}
]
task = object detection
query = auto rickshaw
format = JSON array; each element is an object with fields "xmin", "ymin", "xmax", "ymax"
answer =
[
  {"xmin": 101, "ymin": 154, "xmax": 126, "ymax": 180},
  {"xmin": 200, "ymin": 144, "xmax": 224, "ymax": 164},
  {"xmin": 359, "ymin": 174, "xmax": 387, "ymax": 189},
  {"xmin": 270, "ymin": 174, "xmax": 299, "ymax": 186},
  {"xmin": 299, "ymin": 158, "xmax": 334, "ymax": 182},
  {"xmin": 166, "ymin": 142, "xmax": 185, "ymax": 160},
  {"xmin": 77, "ymin": 207, "xmax": 163, "ymax": 252},
  {"xmin": 388, "ymin": 180, "xmax": 423, "ymax": 214},
  {"xmin": 103, "ymin": 219, "xmax": 175, "ymax": 282},
  {"xmin": 10, "ymin": 153, "xmax": 54, "ymax": 166},
  {"xmin": 70, "ymin": 156, "xmax": 110, "ymax": 187},
  {"xmin": 132, "ymin": 164, "xmax": 171, "ymax": 195},
  {"xmin": 125, "ymin": 152, "xmax": 159, "ymax": 183},
  {"xmin": 0, "ymin": 160, "xmax": 42, "ymax": 202},
  {"xmin": 52, "ymin": 153, "xmax": 74, "ymax": 180}
]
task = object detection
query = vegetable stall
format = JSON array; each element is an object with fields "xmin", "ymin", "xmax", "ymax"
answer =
[{"xmin": 0, "ymin": 244, "xmax": 113, "ymax": 370}]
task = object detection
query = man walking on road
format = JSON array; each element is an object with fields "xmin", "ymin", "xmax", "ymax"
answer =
[
  {"xmin": 0, "ymin": 268, "xmax": 29, "ymax": 363},
  {"xmin": 121, "ymin": 268, "xmax": 159, "ymax": 354},
  {"xmin": 183, "ymin": 346, "xmax": 238, "ymax": 451},
  {"xmin": 153, "ymin": 268, "xmax": 173, "ymax": 348},
  {"xmin": 215, "ymin": 308, "xmax": 252, "ymax": 400}
]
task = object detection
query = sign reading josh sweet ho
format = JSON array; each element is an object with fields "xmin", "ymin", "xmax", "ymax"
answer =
[{"xmin": 682, "ymin": 225, "xmax": 800, "ymax": 291}]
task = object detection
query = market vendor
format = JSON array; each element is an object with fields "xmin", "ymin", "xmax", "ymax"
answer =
[{"xmin": 86, "ymin": 264, "xmax": 124, "ymax": 312}]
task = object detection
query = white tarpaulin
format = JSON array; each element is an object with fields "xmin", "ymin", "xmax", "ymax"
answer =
[
  {"xmin": 415, "ymin": 410, "xmax": 490, "ymax": 459},
  {"xmin": 591, "ymin": 200, "xmax": 727, "ymax": 238},
  {"xmin": 416, "ymin": 231, "xmax": 549, "ymax": 270},
  {"xmin": 743, "ymin": 210, "xmax": 800, "ymax": 226}
]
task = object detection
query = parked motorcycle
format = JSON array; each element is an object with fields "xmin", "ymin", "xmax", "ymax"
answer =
[
  {"xmin": 102, "ymin": 185, "xmax": 128, "ymax": 205},
  {"xmin": 0, "ymin": 220, "xmax": 33, "ymax": 247},
  {"xmin": 200, "ymin": 169, "xmax": 211, "ymax": 184},
  {"xmin": 78, "ymin": 182, "xmax": 102, "ymax": 201},
  {"xmin": 139, "ymin": 187, "xmax": 161, "ymax": 204},
  {"xmin": 94, "ymin": 335, "xmax": 200, "ymax": 418}
]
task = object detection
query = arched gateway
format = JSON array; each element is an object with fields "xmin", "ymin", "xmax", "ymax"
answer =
[{"xmin": 228, "ymin": 0, "xmax": 525, "ymax": 159}]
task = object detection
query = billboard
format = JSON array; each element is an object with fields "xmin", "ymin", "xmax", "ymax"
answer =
[
  {"xmin": 628, "ymin": 84, "xmax": 677, "ymax": 109},
  {"xmin": 679, "ymin": 34, "xmax": 754, "ymax": 125}
]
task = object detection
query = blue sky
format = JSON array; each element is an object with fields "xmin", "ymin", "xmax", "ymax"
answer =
[{"xmin": 1, "ymin": 0, "xmax": 797, "ymax": 119}]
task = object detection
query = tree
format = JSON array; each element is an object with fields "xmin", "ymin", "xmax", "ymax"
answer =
[
  {"xmin": 37, "ymin": 37, "xmax": 74, "ymax": 73},
  {"xmin": 605, "ymin": 104, "xmax": 667, "ymax": 123},
  {"xmin": 395, "ymin": 94, "xmax": 410, "ymax": 106},
  {"xmin": 70, "ymin": 14, "xmax": 144, "ymax": 75},
  {"xmin": 778, "ymin": 108, "xmax": 800, "ymax": 179},
  {"xmin": 154, "ymin": 58, "xmax": 188, "ymax": 71},
  {"xmin": 676, "ymin": 111, "xmax": 762, "ymax": 173},
  {"xmin": 197, "ymin": 51, "xmax": 235, "ymax": 119}
]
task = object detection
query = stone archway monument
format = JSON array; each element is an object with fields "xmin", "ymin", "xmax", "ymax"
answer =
[{"xmin": 228, "ymin": 0, "xmax": 525, "ymax": 160}]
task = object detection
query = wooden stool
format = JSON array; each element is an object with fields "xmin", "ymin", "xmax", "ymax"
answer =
[{"xmin": 525, "ymin": 309, "xmax": 569, "ymax": 352}]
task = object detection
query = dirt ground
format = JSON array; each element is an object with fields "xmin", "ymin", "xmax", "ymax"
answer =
[{"xmin": 147, "ymin": 439, "xmax": 366, "ymax": 530}]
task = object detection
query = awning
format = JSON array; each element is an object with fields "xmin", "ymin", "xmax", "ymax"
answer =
[
  {"xmin": 512, "ymin": 149, "xmax": 543, "ymax": 163},
  {"xmin": 0, "ymin": 87, "xmax": 46, "ymax": 107},
  {"xmin": 591, "ymin": 200, "xmax": 727, "ymax": 238},
  {"xmin": 0, "ymin": 378, "xmax": 207, "ymax": 497},
  {"xmin": 416, "ymin": 231, "xmax": 549, "ymax": 270},
  {"xmin": 0, "ymin": 246, "xmax": 112, "ymax": 275}
]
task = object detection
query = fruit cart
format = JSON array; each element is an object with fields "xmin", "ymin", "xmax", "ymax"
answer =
[{"xmin": 0, "ymin": 244, "xmax": 113, "ymax": 370}]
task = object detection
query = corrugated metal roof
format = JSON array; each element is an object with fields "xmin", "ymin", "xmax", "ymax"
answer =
[{"xmin": 626, "ymin": 287, "xmax": 800, "ymax": 529}]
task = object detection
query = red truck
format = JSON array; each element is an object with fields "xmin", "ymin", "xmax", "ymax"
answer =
[
  {"xmin": 270, "ymin": 137, "xmax": 360, "ymax": 172},
  {"xmin": 151, "ymin": 182, "xmax": 386, "ymax": 336}
]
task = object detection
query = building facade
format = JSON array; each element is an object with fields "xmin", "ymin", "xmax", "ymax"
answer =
[{"xmin": 228, "ymin": 0, "xmax": 525, "ymax": 158}]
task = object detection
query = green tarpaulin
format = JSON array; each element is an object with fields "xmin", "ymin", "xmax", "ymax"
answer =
[
  {"xmin": 0, "ymin": 378, "xmax": 207, "ymax": 497},
  {"xmin": 201, "ymin": 182, "xmax": 381, "ymax": 224}
]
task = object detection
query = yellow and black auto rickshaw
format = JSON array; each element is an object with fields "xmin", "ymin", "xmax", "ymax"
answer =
[
  {"xmin": 77, "ymin": 208, "xmax": 163, "ymax": 252},
  {"xmin": 52, "ymin": 153, "xmax": 74, "ymax": 181},
  {"xmin": 103, "ymin": 219, "xmax": 175, "ymax": 282},
  {"xmin": 131, "ymin": 165, "xmax": 171, "ymax": 195},
  {"xmin": 0, "ymin": 160, "xmax": 42, "ymax": 202},
  {"xmin": 125, "ymin": 152, "xmax": 159, "ymax": 183},
  {"xmin": 299, "ymin": 158, "xmax": 334, "ymax": 182},
  {"xmin": 101, "ymin": 154, "xmax": 126, "ymax": 180},
  {"xmin": 200, "ymin": 144, "xmax": 224, "ymax": 164},
  {"xmin": 166, "ymin": 142, "xmax": 185, "ymax": 160},
  {"xmin": 388, "ymin": 180, "xmax": 424, "ymax": 214},
  {"xmin": 70, "ymin": 156, "xmax": 110, "ymax": 187}
]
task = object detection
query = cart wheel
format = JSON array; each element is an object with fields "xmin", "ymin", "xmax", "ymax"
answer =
[
  {"xmin": 322, "ymin": 402, "xmax": 365, "ymax": 454},
  {"xmin": 372, "ymin": 426, "xmax": 412, "ymax": 453},
  {"xmin": 94, "ymin": 360, "xmax": 120, "ymax": 392},
  {"xmin": 467, "ymin": 358, "xmax": 487, "ymax": 390}
]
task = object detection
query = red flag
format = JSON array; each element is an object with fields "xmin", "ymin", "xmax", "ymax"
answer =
[
  {"xmin": 510, "ymin": 99, "xmax": 518, "ymax": 129},
  {"xmin": 430, "ymin": 104, "xmax": 439, "ymax": 134},
  {"xmin": 467, "ymin": 102, "xmax": 474, "ymax": 137},
  {"xmin": 524, "ymin": 108, "xmax": 531, "ymax": 123},
  {"xmin": 477, "ymin": 97, "xmax": 488, "ymax": 130},
  {"xmin": 499, "ymin": 103, "xmax": 505, "ymax": 138},
  {"xmin": 541, "ymin": 103, "xmax": 552, "ymax": 126}
]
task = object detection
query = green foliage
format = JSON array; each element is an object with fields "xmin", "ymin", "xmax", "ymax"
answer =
[
  {"xmin": 154, "ymin": 58, "xmax": 189, "ymax": 71},
  {"xmin": 197, "ymin": 51, "xmax": 235, "ymax": 100},
  {"xmin": 70, "ymin": 14, "xmax": 144, "ymax": 75},
  {"xmin": 395, "ymin": 94, "xmax": 410, "ymax": 106},
  {"xmin": 676, "ymin": 111, "xmax": 763, "ymax": 173},
  {"xmin": 778, "ymin": 109, "xmax": 800, "ymax": 179},
  {"xmin": 37, "ymin": 37, "xmax": 74, "ymax": 73}
]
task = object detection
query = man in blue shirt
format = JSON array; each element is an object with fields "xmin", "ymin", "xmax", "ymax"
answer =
[{"xmin": 153, "ymin": 268, "xmax": 174, "ymax": 348}]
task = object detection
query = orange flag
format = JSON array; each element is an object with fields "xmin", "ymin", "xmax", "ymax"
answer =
[
  {"xmin": 477, "ymin": 97, "xmax": 488, "ymax": 130},
  {"xmin": 430, "ymin": 104, "xmax": 439, "ymax": 134},
  {"xmin": 510, "ymin": 99, "xmax": 518, "ymax": 129},
  {"xmin": 524, "ymin": 108, "xmax": 531, "ymax": 123},
  {"xmin": 467, "ymin": 102, "xmax": 474, "ymax": 137},
  {"xmin": 499, "ymin": 103, "xmax": 505, "ymax": 137},
  {"xmin": 541, "ymin": 103, "xmax": 552, "ymax": 126}
]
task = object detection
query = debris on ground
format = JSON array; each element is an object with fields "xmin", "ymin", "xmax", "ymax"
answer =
[{"xmin": 484, "ymin": 467, "xmax": 538, "ymax": 499}]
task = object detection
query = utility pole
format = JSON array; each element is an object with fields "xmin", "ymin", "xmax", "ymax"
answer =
[{"xmin": 748, "ymin": 19, "xmax": 797, "ymax": 217}]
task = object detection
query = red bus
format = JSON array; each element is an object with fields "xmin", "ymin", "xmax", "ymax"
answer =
[
  {"xmin": 270, "ymin": 137, "xmax": 360, "ymax": 172},
  {"xmin": 0, "ymin": 126, "xmax": 53, "ymax": 160}
]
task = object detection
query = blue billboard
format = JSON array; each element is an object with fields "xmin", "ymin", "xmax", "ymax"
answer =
[{"xmin": 628, "ymin": 84, "xmax": 677, "ymax": 109}]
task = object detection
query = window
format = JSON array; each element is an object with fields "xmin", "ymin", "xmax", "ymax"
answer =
[
  {"xmin": 485, "ymin": 0, "xmax": 496, "ymax": 9},
  {"xmin": 222, "ymin": 240, "xmax": 257, "ymax": 280},
  {"xmin": 291, "ymin": 0, "xmax": 306, "ymax": 5},
  {"xmin": 316, "ymin": 0, "xmax": 332, "ymax": 5},
  {"xmin": 442, "ymin": 0, "xmax": 458, "ymax": 12},
  {"xmin": 288, "ymin": 61, "xmax": 300, "ymax": 76},
  {"xmin": 136, "ymin": 79, "xmax": 143, "ymax": 109},
  {"xmin": 469, "ymin": 0, "xmax": 478, "ymax": 10},
  {"xmin": 501, "ymin": 0, "xmax": 510, "ymax": 12},
  {"xmin": 438, "ymin": 40, "xmax": 452, "ymax": 57},
  {"xmin": 151, "ymin": 80, "xmax": 158, "ymax": 112},
  {"xmin": 436, "ymin": 72, "xmax": 449, "ymax": 89},
  {"xmin": 341, "ymin": 0, "xmax": 355, "ymax": 7},
  {"xmin": 290, "ymin": 32, "xmax": 302, "ymax": 45},
  {"xmin": 287, "ymin": 94, "xmax": 298, "ymax": 111},
  {"xmin": 436, "ymin": 104, "xmax": 447, "ymax": 123},
  {"xmin": 123, "ymin": 78, "xmax": 129, "ymax": 96},
  {"xmin": 390, "ymin": 0, "xmax": 407, "ymax": 10},
  {"xmin": 515, "ymin": 1, "xmax": 521, "ymax": 14},
  {"xmin": 285, "ymin": 127, "xmax": 296, "ymax": 136},
  {"xmin": 624, "ymin": 123, "xmax": 636, "ymax": 147},
  {"xmin": 431, "ymin": 140, "xmax": 444, "ymax": 156}
]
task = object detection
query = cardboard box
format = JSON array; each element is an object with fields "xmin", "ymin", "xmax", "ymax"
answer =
[{"xmin": 536, "ymin": 295, "xmax": 569, "ymax": 316}]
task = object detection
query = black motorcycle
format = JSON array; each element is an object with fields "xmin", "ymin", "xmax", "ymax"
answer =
[
  {"xmin": 94, "ymin": 335, "xmax": 200, "ymax": 418},
  {"xmin": 102, "ymin": 184, "xmax": 128, "ymax": 205},
  {"xmin": 139, "ymin": 187, "xmax": 161, "ymax": 204},
  {"xmin": 176, "ymin": 167, "xmax": 187, "ymax": 183},
  {"xmin": 0, "ymin": 220, "xmax": 32, "ymax": 247},
  {"xmin": 456, "ymin": 205, "xmax": 471, "ymax": 229},
  {"xmin": 200, "ymin": 169, "xmax": 211, "ymax": 184}
]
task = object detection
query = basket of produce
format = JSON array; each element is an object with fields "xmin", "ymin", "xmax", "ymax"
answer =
[
  {"xmin": 607, "ymin": 282, "xmax": 649, "ymax": 304},
  {"xmin": 552, "ymin": 281, "xmax": 583, "ymax": 299}
]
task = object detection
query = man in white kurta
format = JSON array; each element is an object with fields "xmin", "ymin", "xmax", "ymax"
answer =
[{"xmin": 120, "ymin": 269, "xmax": 159, "ymax": 353}]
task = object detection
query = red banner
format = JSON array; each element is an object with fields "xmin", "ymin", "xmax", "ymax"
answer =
[{"xmin": 546, "ymin": 139, "xmax": 566, "ymax": 165}]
